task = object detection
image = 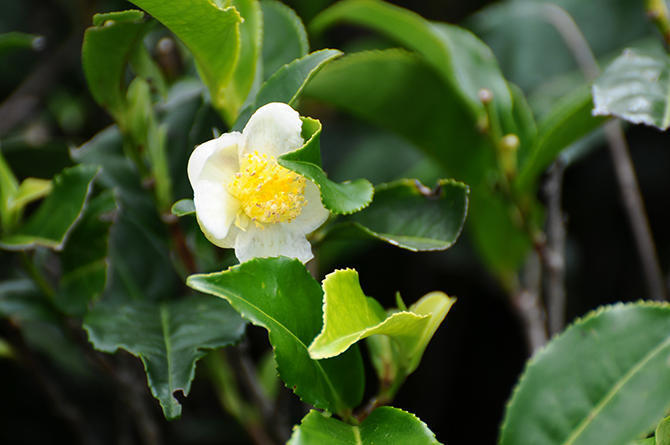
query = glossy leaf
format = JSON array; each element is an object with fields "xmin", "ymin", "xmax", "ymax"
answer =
[
  {"xmin": 500, "ymin": 302, "xmax": 670, "ymax": 445},
  {"xmin": 128, "ymin": 0, "xmax": 242, "ymax": 114},
  {"xmin": 82, "ymin": 10, "xmax": 148, "ymax": 119},
  {"xmin": 288, "ymin": 407, "xmax": 441, "ymax": 445},
  {"xmin": 84, "ymin": 295, "xmax": 246, "ymax": 419},
  {"xmin": 310, "ymin": 0, "xmax": 513, "ymax": 123},
  {"xmin": 233, "ymin": 49, "xmax": 342, "ymax": 130},
  {"xmin": 55, "ymin": 191, "xmax": 117, "ymax": 316},
  {"xmin": 0, "ymin": 165, "xmax": 99, "ymax": 251},
  {"xmin": 516, "ymin": 85, "xmax": 606, "ymax": 191},
  {"xmin": 279, "ymin": 117, "xmax": 373, "ymax": 215},
  {"xmin": 0, "ymin": 150, "xmax": 19, "ymax": 232},
  {"xmin": 261, "ymin": 0, "xmax": 309, "ymax": 79},
  {"xmin": 592, "ymin": 49, "xmax": 670, "ymax": 130},
  {"xmin": 327, "ymin": 179, "xmax": 469, "ymax": 251},
  {"xmin": 187, "ymin": 257, "xmax": 365, "ymax": 415},
  {"xmin": 171, "ymin": 199, "xmax": 195, "ymax": 217},
  {"xmin": 309, "ymin": 269, "xmax": 455, "ymax": 373}
]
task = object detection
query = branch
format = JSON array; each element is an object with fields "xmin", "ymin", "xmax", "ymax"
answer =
[
  {"xmin": 512, "ymin": 253, "xmax": 548, "ymax": 354},
  {"xmin": 646, "ymin": 0, "xmax": 670, "ymax": 48},
  {"xmin": 543, "ymin": 161, "xmax": 567, "ymax": 335},
  {"xmin": 542, "ymin": 4, "xmax": 667, "ymax": 301}
]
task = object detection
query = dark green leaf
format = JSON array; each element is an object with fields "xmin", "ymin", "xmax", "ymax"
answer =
[
  {"xmin": 288, "ymin": 407, "xmax": 441, "ymax": 445},
  {"xmin": 500, "ymin": 302, "xmax": 670, "ymax": 445},
  {"xmin": 592, "ymin": 49, "xmax": 670, "ymax": 130},
  {"xmin": 326, "ymin": 178, "xmax": 468, "ymax": 251},
  {"xmin": 84, "ymin": 295, "xmax": 246, "ymax": 419},
  {"xmin": 55, "ymin": 191, "xmax": 117, "ymax": 316},
  {"xmin": 279, "ymin": 117, "xmax": 373, "ymax": 215},
  {"xmin": 234, "ymin": 49, "xmax": 342, "ymax": 130},
  {"xmin": 310, "ymin": 0, "xmax": 513, "ymax": 124},
  {"xmin": 128, "ymin": 0, "xmax": 242, "ymax": 114},
  {"xmin": 0, "ymin": 165, "xmax": 99, "ymax": 251},
  {"xmin": 187, "ymin": 257, "xmax": 365, "ymax": 415},
  {"xmin": 261, "ymin": 0, "xmax": 309, "ymax": 79}
]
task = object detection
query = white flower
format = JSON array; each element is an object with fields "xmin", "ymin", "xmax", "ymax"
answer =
[{"xmin": 187, "ymin": 102, "xmax": 329, "ymax": 263}]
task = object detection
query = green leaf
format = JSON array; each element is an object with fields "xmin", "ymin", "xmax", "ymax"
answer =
[
  {"xmin": 82, "ymin": 10, "xmax": 149, "ymax": 119},
  {"xmin": 55, "ymin": 191, "xmax": 117, "ymax": 316},
  {"xmin": 261, "ymin": 0, "xmax": 309, "ymax": 80},
  {"xmin": 517, "ymin": 85, "xmax": 606, "ymax": 191},
  {"xmin": 279, "ymin": 117, "xmax": 373, "ymax": 215},
  {"xmin": 9, "ymin": 178, "xmax": 52, "ymax": 213},
  {"xmin": 84, "ymin": 295, "xmax": 246, "ymax": 419},
  {"xmin": 288, "ymin": 407, "xmax": 441, "ymax": 445},
  {"xmin": 500, "ymin": 302, "xmax": 670, "ymax": 445},
  {"xmin": 0, "ymin": 165, "xmax": 99, "ymax": 251},
  {"xmin": 128, "ymin": 0, "xmax": 242, "ymax": 115},
  {"xmin": 657, "ymin": 417, "xmax": 670, "ymax": 445},
  {"xmin": 327, "ymin": 178, "xmax": 469, "ymax": 251},
  {"xmin": 304, "ymin": 49, "xmax": 533, "ymax": 279},
  {"xmin": 233, "ymin": 49, "xmax": 342, "ymax": 130},
  {"xmin": 186, "ymin": 257, "xmax": 365, "ymax": 415},
  {"xmin": 220, "ymin": 0, "xmax": 262, "ymax": 124},
  {"xmin": 592, "ymin": 49, "xmax": 670, "ymax": 130},
  {"xmin": 310, "ymin": 0, "xmax": 513, "ymax": 123},
  {"xmin": 309, "ymin": 269, "xmax": 455, "ymax": 374},
  {"xmin": 171, "ymin": 199, "xmax": 195, "ymax": 217}
]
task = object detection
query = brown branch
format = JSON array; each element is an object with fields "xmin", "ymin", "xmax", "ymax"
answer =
[
  {"xmin": 512, "ymin": 254, "xmax": 548, "ymax": 354},
  {"xmin": 543, "ymin": 161, "xmax": 567, "ymax": 335}
]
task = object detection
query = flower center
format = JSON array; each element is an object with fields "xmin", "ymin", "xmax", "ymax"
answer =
[{"xmin": 227, "ymin": 151, "xmax": 307, "ymax": 226}]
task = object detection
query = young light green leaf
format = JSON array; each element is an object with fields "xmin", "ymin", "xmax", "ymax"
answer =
[
  {"xmin": 592, "ymin": 49, "xmax": 670, "ymax": 130},
  {"xmin": 657, "ymin": 417, "xmax": 670, "ymax": 445},
  {"xmin": 311, "ymin": 0, "xmax": 513, "ymax": 123},
  {"xmin": 261, "ymin": 0, "xmax": 309, "ymax": 79},
  {"xmin": 308, "ymin": 269, "xmax": 429, "ymax": 360},
  {"xmin": 279, "ymin": 117, "xmax": 373, "ymax": 215},
  {"xmin": 0, "ymin": 165, "xmax": 99, "ymax": 251},
  {"xmin": 128, "ymin": 0, "xmax": 242, "ymax": 115},
  {"xmin": 0, "ymin": 150, "xmax": 19, "ymax": 233},
  {"xmin": 171, "ymin": 199, "xmax": 195, "ymax": 216},
  {"xmin": 233, "ymin": 49, "xmax": 342, "ymax": 130},
  {"xmin": 9, "ymin": 178, "xmax": 52, "ymax": 213},
  {"xmin": 55, "ymin": 191, "xmax": 117, "ymax": 316},
  {"xmin": 82, "ymin": 10, "xmax": 149, "ymax": 119},
  {"xmin": 500, "ymin": 302, "xmax": 670, "ymax": 445},
  {"xmin": 288, "ymin": 407, "xmax": 441, "ymax": 445},
  {"xmin": 186, "ymin": 257, "xmax": 365, "ymax": 416},
  {"xmin": 327, "ymin": 178, "xmax": 469, "ymax": 251},
  {"xmin": 84, "ymin": 295, "xmax": 246, "ymax": 419}
]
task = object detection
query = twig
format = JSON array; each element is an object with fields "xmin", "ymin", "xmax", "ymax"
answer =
[
  {"xmin": 603, "ymin": 122, "xmax": 667, "ymax": 301},
  {"xmin": 543, "ymin": 161, "xmax": 567, "ymax": 335},
  {"xmin": 646, "ymin": 0, "xmax": 670, "ymax": 48},
  {"xmin": 541, "ymin": 4, "xmax": 667, "ymax": 301},
  {"xmin": 512, "ymin": 253, "xmax": 548, "ymax": 354}
]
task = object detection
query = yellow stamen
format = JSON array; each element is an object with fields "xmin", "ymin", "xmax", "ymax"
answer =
[{"xmin": 227, "ymin": 151, "xmax": 307, "ymax": 227}]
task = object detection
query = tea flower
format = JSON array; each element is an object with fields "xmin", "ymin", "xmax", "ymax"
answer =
[{"xmin": 187, "ymin": 103, "xmax": 329, "ymax": 263}]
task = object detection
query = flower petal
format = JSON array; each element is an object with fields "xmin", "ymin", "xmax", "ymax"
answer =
[
  {"xmin": 234, "ymin": 225, "xmax": 313, "ymax": 263},
  {"xmin": 241, "ymin": 103, "xmax": 304, "ymax": 158},
  {"xmin": 287, "ymin": 180, "xmax": 329, "ymax": 234},
  {"xmin": 188, "ymin": 131, "xmax": 242, "ymax": 185},
  {"xmin": 193, "ymin": 179, "xmax": 240, "ymax": 245}
]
